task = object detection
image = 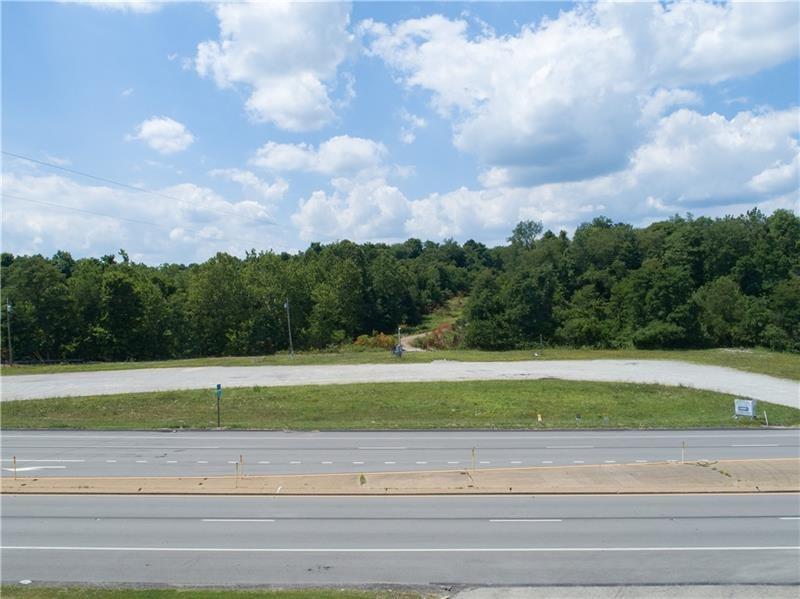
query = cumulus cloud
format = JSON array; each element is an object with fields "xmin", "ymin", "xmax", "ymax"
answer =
[
  {"xmin": 195, "ymin": 2, "xmax": 355, "ymax": 131},
  {"xmin": 127, "ymin": 116, "xmax": 195, "ymax": 154},
  {"xmin": 399, "ymin": 109, "xmax": 427, "ymax": 144},
  {"xmin": 64, "ymin": 1, "xmax": 161, "ymax": 14},
  {"xmin": 362, "ymin": 1, "xmax": 799, "ymax": 185},
  {"xmin": 1, "ymin": 170, "xmax": 287, "ymax": 264},
  {"xmin": 209, "ymin": 168, "xmax": 289, "ymax": 203},
  {"xmin": 250, "ymin": 135, "xmax": 387, "ymax": 177},
  {"xmin": 409, "ymin": 107, "xmax": 800, "ymax": 242},
  {"xmin": 292, "ymin": 178, "xmax": 410, "ymax": 242},
  {"xmin": 289, "ymin": 106, "xmax": 798, "ymax": 245}
]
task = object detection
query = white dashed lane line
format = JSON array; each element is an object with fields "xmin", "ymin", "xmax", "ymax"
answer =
[
  {"xmin": 490, "ymin": 519, "xmax": 562, "ymax": 523},
  {"xmin": 202, "ymin": 519, "xmax": 274, "ymax": 523}
]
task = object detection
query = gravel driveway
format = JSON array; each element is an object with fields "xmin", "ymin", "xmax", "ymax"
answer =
[{"xmin": 2, "ymin": 360, "xmax": 798, "ymax": 408}]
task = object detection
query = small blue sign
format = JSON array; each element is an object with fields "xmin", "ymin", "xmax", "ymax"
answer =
[{"xmin": 216, "ymin": 384, "xmax": 222, "ymax": 400}]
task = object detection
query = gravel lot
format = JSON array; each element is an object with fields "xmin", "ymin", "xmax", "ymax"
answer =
[{"xmin": 2, "ymin": 359, "xmax": 798, "ymax": 408}]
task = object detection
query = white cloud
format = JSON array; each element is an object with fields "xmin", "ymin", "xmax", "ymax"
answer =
[
  {"xmin": 408, "ymin": 107, "xmax": 800, "ymax": 242},
  {"xmin": 399, "ymin": 109, "xmax": 427, "ymax": 144},
  {"xmin": 209, "ymin": 168, "xmax": 289, "ymax": 203},
  {"xmin": 292, "ymin": 178, "xmax": 410, "ymax": 242},
  {"xmin": 127, "ymin": 116, "xmax": 195, "ymax": 155},
  {"xmin": 65, "ymin": 1, "xmax": 161, "ymax": 14},
  {"xmin": 121, "ymin": 87, "xmax": 134, "ymax": 97},
  {"xmin": 195, "ymin": 2, "xmax": 354, "ymax": 131},
  {"xmin": 1, "ymin": 170, "xmax": 287, "ymax": 264},
  {"xmin": 250, "ymin": 135, "xmax": 387, "ymax": 177},
  {"xmin": 362, "ymin": 1, "xmax": 799, "ymax": 185},
  {"xmin": 290, "ymin": 105, "xmax": 798, "ymax": 245}
]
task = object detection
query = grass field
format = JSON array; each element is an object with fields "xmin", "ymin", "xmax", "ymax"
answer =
[
  {"xmin": 2, "ymin": 379, "xmax": 796, "ymax": 430},
  {"xmin": 1, "ymin": 588, "xmax": 428, "ymax": 599},
  {"xmin": 2, "ymin": 347, "xmax": 798, "ymax": 380}
]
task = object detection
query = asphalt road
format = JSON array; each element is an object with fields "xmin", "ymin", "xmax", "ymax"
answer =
[
  {"xmin": 3, "ymin": 359, "xmax": 798, "ymax": 407},
  {"xmin": 2, "ymin": 430, "xmax": 798, "ymax": 477},
  {"xmin": 2, "ymin": 494, "xmax": 798, "ymax": 586}
]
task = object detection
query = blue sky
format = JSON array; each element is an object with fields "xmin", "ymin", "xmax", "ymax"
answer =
[{"xmin": 2, "ymin": 1, "xmax": 798, "ymax": 264}]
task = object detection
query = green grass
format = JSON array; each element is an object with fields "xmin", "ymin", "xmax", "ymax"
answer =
[
  {"xmin": 2, "ymin": 380, "xmax": 797, "ymax": 430},
  {"xmin": 2, "ymin": 347, "xmax": 798, "ymax": 380},
  {"xmin": 0, "ymin": 588, "xmax": 429, "ymax": 599}
]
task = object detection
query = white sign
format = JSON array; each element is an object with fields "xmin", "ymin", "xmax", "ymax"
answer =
[{"xmin": 734, "ymin": 398, "xmax": 757, "ymax": 417}]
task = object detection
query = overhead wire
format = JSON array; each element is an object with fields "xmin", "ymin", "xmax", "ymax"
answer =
[
  {"xmin": 1, "ymin": 150, "xmax": 278, "ymax": 228},
  {"xmin": 0, "ymin": 192, "xmax": 273, "ymax": 249}
]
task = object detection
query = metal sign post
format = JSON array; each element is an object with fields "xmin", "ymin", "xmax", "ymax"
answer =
[
  {"xmin": 284, "ymin": 298, "xmax": 294, "ymax": 357},
  {"xmin": 5, "ymin": 301, "xmax": 12, "ymax": 367},
  {"xmin": 216, "ymin": 384, "xmax": 222, "ymax": 428}
]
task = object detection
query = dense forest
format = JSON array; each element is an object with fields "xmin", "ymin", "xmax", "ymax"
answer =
[{"xmin": 1, "ymin": 208, "xmax": 798, "ymax": 362}]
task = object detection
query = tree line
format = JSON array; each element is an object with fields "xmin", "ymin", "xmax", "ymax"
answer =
[{"xmin": 1, "ymin": 208, "xmax": 798, "ymax": 362}]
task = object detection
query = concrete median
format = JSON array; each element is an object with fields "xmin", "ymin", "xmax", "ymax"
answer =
[{"xmin": 2, "ymin": 458, "xmax": 797, "ymax": 495}]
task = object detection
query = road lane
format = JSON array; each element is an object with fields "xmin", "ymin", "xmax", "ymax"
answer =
[
  {"xmin": 2, "ymin": 494, "xmax": 798, "ymax": 585},
  {"xmin": 3, "ymin": 359, "xmax": 798, "ymax": 406},
  {"xmin": 2, "ymin": 429, "xmax": 798, "ymax": 477}
]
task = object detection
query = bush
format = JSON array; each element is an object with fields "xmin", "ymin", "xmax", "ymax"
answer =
[
  {"xmin": 353, "ymin": 331, "xmax": 397, "ymax": 350},
  {"xmin": 412, "ymin": 323, "xmax": 461, "ymax": 350},
  {"xmin": 633, "ymin": 321, "xmax": 688, "ymax": 349}
]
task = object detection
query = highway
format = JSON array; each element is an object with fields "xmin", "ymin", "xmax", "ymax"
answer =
[
  {"xmin": 3, "ymin": 359, "xmax": 799, "ymax": 407},
  {"xmin": 2, "ymin": 494, "xmax": 799, "ymax": 586},
  {"xmin": 2, "ymin": 429, "xmax": 799, "ymax": 477}
]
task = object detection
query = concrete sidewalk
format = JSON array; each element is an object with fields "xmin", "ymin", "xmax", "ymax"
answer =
[
  {"xmin": 3, "ymin": 458, "xmax": 797, "ymax": 495},
  {"xmin": 3, "ymin": 359, "xmax": 799, "ymax": 407}
]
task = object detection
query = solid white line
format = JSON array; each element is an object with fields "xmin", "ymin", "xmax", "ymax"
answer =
[
  {"xmin": 3, "ymin": 545, "xmax": 797, "ymax": 553},
  {"xmin": 416, "ymin": 461, "xmax": 428, "ymax": 465},
  {"xmin": 779, "ymin": 517, "xmax": 800, "ymax": 520},
  {"xmin": 541, "ymin": 460, "xmax": 553, "ymax": 464},
  {"xmin": 352, "ymin": 461, "xmax": 364, "ymax": 465},
  {"xmin": 321, "ymin": 461, "xmax": 333, "ymax": 465},
  {"xmin": 0, "ymin": 459, "xmax": 84, "ymax": 463},
  {"xmin": 479, "ymin": 461, "xmax": 491, "ymax": 464},
  {"xmin": 258, "ymin": 461, "xmax": 270, "ymax": 465},
  {"xmin": 197, "ymin": 461, "xmax": 208, "ymax": 464},
  {"xmin": 290, "ymin": 461, "xmax": 301, "ymax": 465},
  {"xmin": 2, "ymin": 466, "xmax": 66, "ymax": 472},
  {"xmin": 4, "ymin": 433, "xmax": 795, "ymax": 441},
  {"xmin": 201, "ymin": 519, "xmax": 274, "ymax": 523},
  {"xmin": 227, "ymin": 461, "xmax": 238, "ymax": 464},
  {"xmin": 604, "ymin": 460, "xmax": 617, "ymax": 464},
  {"xmin": 166, "ymin": 461, "xmax": 177, "ymax": 464},
  {"xmin": 636, "ymin": 460, "xmax": 648, "ymax": 463},
  {"xmin": 358, "ymin": 447, "xmax": 407, "ymax": 450},
  {"xmin": 135, "ymin": 460, "xmax": 147, "ymax": 463},
  {"xmin": 490, "ymin": 519, "xmax": 562, "ymax": 523},
  {"xmin": 384, "ymin": 461, "xmax": 396, "ymax": 465},
  {"xmin": 447, "ymin": 461, "xmax": 460, "ymax": 464},
  {"xmin": 731, "ymin": 444, "xmax": 779, "ymax": 447},
  {"xmin": 573, "ymin": 460, "xmax": 585, "ymax": 464},
  {"xmin": 511, "ymin": 461, "xmax": 522, "ymax": 464},
  {"xmin": 105, "ymin": 460, "xmax": 117, "ymax": 463}
]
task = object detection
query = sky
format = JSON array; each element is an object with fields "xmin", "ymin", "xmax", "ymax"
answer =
[{"xmin": 1, "ymin": 0, "xmax": 799, "ymax": 265}]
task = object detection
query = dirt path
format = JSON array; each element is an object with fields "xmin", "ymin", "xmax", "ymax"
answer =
[{"xmin": 400, "ymin": 332, "xmax": 427, "ymax": 352}]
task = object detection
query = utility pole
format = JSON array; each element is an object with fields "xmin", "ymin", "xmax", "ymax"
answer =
[
  {"xmin": 284, "ymin": 297, "xmax": 294, "ymax": 357},
  {"xmin": 5, "ymin": 300, "xmax": 12, "ymax": 367}
]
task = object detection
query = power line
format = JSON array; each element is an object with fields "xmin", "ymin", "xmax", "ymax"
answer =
[
  {"xmin": 1, "ymin": 150, "xmax": 277, "ymax": 227},
  {"xmin": 0, "ymin": 192, "xmax": 273, "ymax": 249}
]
